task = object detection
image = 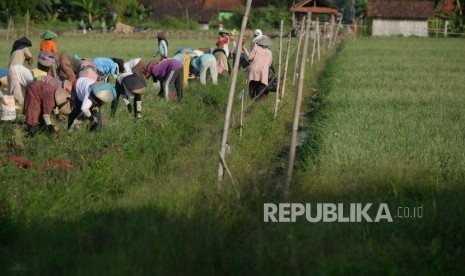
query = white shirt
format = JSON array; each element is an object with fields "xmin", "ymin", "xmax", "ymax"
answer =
[
  {"xmin": 124, "ymin": 58, "xmax": 141, "ymax": 74},
  {"xmin": 75, "ymin": 77, "xmax": 96, "ymax": 117}
]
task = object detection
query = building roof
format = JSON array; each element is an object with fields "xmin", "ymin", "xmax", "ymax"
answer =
[
  {"xmin": 367, "ymin": 0, "xmax": 435, "ymax": 20},
  {"xmin": 290, "ymin": 0, "xmax": 340, "ymax": 15},
  {"xmin": 203, "ymin": 0, "xmax": 244, "ymax": 11}
]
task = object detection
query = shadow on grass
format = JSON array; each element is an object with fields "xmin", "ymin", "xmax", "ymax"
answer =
[{"xmin": 1, "ymin": 184, "xmax": 464, "ymax": 275}]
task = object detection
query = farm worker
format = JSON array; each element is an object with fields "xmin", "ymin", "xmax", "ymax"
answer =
[
  {"xmin": 7, "ymin": 65, "xmax": 34, "ymax": 106},
  {"xmin": 216, "ymin": 29, "xmax": 230, "ymax": 58},
  {"xmin": 190, "ymin": 53, "xmax": 218, "ymax": 85},
  {"xmin": 145, "ymin": 59, "xmax": 184, "ymax": 101},
  {"xmin": 247, "ymin": 41, "xmax": 273, "ymax": 99},
  {"xmin": 111, "ymin": 73, "xmax": 147, "ymax": 118},
  {"xmin": 54, "ymin": 53, "xmax": 77, "ymax": 83},
  {"xmin": 230, "ymin": 30, "xmax": 250, "ymax": 69},
  {"xmin": 76, "ymin": 60, "xmax": 98, "ymax": 81},
  {"xmin": 68, "ymin": 79, "xmax": 116, "ymax": 132},
  {"xmin": 40, "ymin": 30, "xmax": 57, "ymax": 53},
  {"xmin": 92, "ymin": 57, "xmax": 123, "ymax": 81},
  {"xmin": 23, "ymin": 75, "xmax": 69, "ymax": 135},
  {"xmin": 172, "ymin": 52, "xmax": 191, "ymax": 87},
  {"xmin": 8, "ymin": 37, "xmax": 34, "ymax": 105},
  {"xmin": 9, "ymin": 37, "xmax": 34, "ymax": 68},
  {"xmin": 154, "ymin": 32, "xmax": 168, "ymax": 60},
  {"xmin": 123, "ymin": 58, "xmax": 146, "ymax": 78}
]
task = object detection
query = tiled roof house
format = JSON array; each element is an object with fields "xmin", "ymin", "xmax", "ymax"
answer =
[{"xmin": 367, "ymin": 0, "xmax": 435, "ymax": 36}]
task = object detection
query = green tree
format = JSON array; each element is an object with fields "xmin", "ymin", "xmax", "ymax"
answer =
[{"xmin": 71, "ymin": 0, "xmax": 101, "ymax": 24}]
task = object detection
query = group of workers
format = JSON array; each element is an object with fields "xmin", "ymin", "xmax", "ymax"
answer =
[{"xmin": 0, "ymin": 28, "xmax": 274, "ymax": 136}]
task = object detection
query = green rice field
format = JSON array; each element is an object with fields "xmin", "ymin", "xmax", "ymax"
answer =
[{"xmin": 0, "ymin": 34, "xmax": 464, "ymax": 274}]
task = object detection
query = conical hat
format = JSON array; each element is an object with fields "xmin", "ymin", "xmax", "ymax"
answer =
[
  {"xmin": 91, "ymin": 81, "xmax": 116, "ymax": 103},
  {"xmin": 41, "ymin": 30, "xmax": 57, "ymax": 40},
  {"xmin": 55, "ymin": 87, "xmax": 71, "ymax": 115},
  {"xmin": 0, "ymin": 76, "xmax": 7, "ymax": 87},
  {"xmin": 31, "ymin": 68, "xmax": 48, "ymax": 78}
]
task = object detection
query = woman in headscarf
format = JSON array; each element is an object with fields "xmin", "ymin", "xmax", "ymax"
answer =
[
  {"xmin": 40, "ymin": 30, "xmax": 58, "ymax": 53},
  {"xmin": 54, "ymin": 53, "xmax": 76, "ymax": 83},
  {"xmin": 23, "ymin": 75, "xmax": 64, "ymax": 135},
  {"xmin": 68, "ymin": 78, "xmax": 115, "ymax": 132},
  {"xmin": 216, "ymin": 30, "xmax": 230, "ymax": 58},
  {"xmin": 154, "ymin": 32, "xmax": 168, "ymax": 60},
  {"xmin": 145, "ymin": 58, "xmax": 184, "ymax": 101},
  {"xmin": 111, "ymin": 58, "xmax": 146, "ymax": 118},
  {"xmin": 9, "ymin": 37, "xmax": 33, "ymax": 67},
  {"xmin": 8, "ymin": 37, "xmax": 34, "ymax": 105},
  {"xmin": 190, "ymin": 52, "xmax": 218, "ymax": 85},
  {"xmin": 247, "ymin": 39, "xmax": 273, "ymax": 100},
  {"xmin": 111, "ymin": 73, "xmax": 147, "ymax": 118},
  {"xmin": 92, "ymin": 57, "xmax": 123, "ymax": 81}
]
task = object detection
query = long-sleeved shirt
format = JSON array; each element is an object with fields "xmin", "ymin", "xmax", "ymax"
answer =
[
  {"xmin": 55, "ymin": 53, "xmax": 76, "ymax": 82},
  {"xmin": 190, "ymin": 54, "xmax": 215, "ymax": 75},
  {"xmin": 75, "ymin": 77, "xmax": 96, "ymax": 117},
  {"xmin": 93, "ymin": 57, "xmax": 119, "ymax": 76},
  {"xmin": 40, "ymin": 40, "xmax": 57, "ymax": 53},
  {"xmin": 247, "ymin": 45, "xmax": 273, "ymax": 85},
  {"xmin": 150, "ymin": 59, "xmax": 183, "ymax": 81},
  {"xmin": 9, "ymin": 48, "xmax": 33, "ymax": 68},
  {"xmin": 155, "ymin": 40, "xmax": 168, "ymax": 58}
]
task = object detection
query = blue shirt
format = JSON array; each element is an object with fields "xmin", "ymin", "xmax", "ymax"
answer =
[{"xmin": 93, "ymin": 57, "xmax": 118, "ymax": 75}]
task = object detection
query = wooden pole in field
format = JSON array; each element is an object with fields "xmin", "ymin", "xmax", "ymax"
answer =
[
  {"xmin": 284, "ymin": 13, "xmax": 311, "ymax": 199},
  {"xmin": 331, "ymin": 16, "xmax": 342, "ymax": 47},
  {"xmin": 273, "ymin": 20, "xmax": 284, "ymax": 119},
  {"xmin": 217, "ymin": 0, "xmax": 252, "ymax": 184},
  {"xmin": 7, "ymin": 17, "xmax": 12, "ymax": 41},
  {"xmin": 280, "ymin": 33, "xmax": 292, "ymax": 99},
  {"xmin": 240, "ymin": 88, "xmax": 245, "ymax": 137},
  {"xmin": 293, "ymin": 16, "xmax": 306, "ymax": 86},
  {"xmin": 26, "ymin": 10, "xmax": 29, "ymax": 38},
  {"xmin": 316, "ymin": 18, "xmax": 321, "ymax": 61},
  {"xmin": 311, "ymin": 20, "xmax": 317, "ymax": 67}
]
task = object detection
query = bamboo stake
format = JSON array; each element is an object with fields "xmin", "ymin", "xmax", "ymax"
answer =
[
  {"xmin": 331, "ymin": 16, "xmax": 342, "ymax": 47},
  {"xmin": 26, "ymin": 10, "xmax": 29, "ymax": 38},
  {"xmin": 292, "ymin": 16, "xmax": 306, "ymax": 87},
  {"xmin": 311, "ymin": 21, "xmax": 316, "ymax": 67},
  {"xmin": 280, "ymin": 33, "xmax": 292, "ymax": 99},
  {"xmin": 273, "ymin": 20, "xmax": 284, "ymax": 119},
  {"xmin": 240, "ymin": 88, "xmax": 245, "ymax": 137},
  {"xmin": 316, "ymin": 18, "xmax": 321, "ymax": 61},
  {"xmin": 217, "ymin": 0, "xmax": 252, "ymax": 184},
  {"xmin": 219, "ymin": 152, "xmax": 241, "ymax": 200},
  {"xmin": 7, "ymin": 17, "xmax": 12, "ymax": 41},
  {"xmin": 284, "ymin": 14, "xmax": 311, "ymax": 199}
]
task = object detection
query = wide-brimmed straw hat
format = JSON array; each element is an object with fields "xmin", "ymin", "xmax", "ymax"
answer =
[
  {"xmin": 91, "ymin": 81, "xmax": 116, "ymax": 103},
  {"xmin": 123, "ymin": 74, "xmax": 147, "ymax": 98},
  {"xmin": 192, "ymin": 50, "xmax": 204, "ymax": 57},
  {"xmin": 55, "ymin": 80, "xmax": 72, "ymax": 114},
  {"xmin": 31, "ymin": 68, "xmax": 48, "ymax": 79},
  {"xmin": 0, "ymin": 76, "xmax": 7, "ymax": 87},
  {"xmin": 41, "ymin": 30, "xmax": 57, "ymax": 40}
]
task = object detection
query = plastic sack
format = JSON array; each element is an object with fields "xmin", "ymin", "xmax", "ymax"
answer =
[{"xmin": 1, "ymin": 95, "xmax": 17, "ymax": 121}]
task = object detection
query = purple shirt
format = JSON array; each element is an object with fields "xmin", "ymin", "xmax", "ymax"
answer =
[{"xmin": 151, "ymin": 59, "xmax": 183, "ymax": 80}]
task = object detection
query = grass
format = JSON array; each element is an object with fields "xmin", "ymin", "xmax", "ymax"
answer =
[{"xmin": 1, "ymin": 34, "xmax": 464, "ymax": 274}]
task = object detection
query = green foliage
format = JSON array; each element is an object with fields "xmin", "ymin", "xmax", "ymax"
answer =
[{"xmin": 226, "ymin": 5, "xmax": 292, "ymax": 32}]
